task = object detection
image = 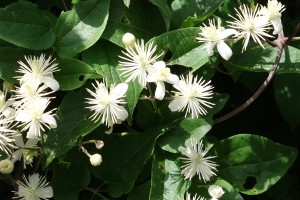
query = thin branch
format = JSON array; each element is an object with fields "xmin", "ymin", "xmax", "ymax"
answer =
[{"xmin": 214, "ymin": 33, "xmax": 287, "ymax": 124}]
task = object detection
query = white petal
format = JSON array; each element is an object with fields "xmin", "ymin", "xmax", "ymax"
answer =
[
  {"xmin": 217, "ymin": 41, "xmax": 233, "ymax": 60},
  {"xmin": 13, "ymin": 134, "xmax": 24, "ymax": 147},
  {"xmin": 36, "ymin": 186, "xmax": 53, "ymax": 198},
  {"xmin": 41, "ymin": 114, "xmax": 57, "ymax": 128},
  {"xmin": 42, "ymin": 76, "xmax": 60, "ymax": 91},
  {"xmin": 115, "ymin": 107, "xmax": 128, "ymax": 121},
  {"xmin": 110, "ymin": 83, "xmax": 128, "ymax": 99},
  {"xmin": 155, "ymin": 81, "xmax": 165, "ymax": 100},
  {"xmin": 205, "ymin": 42, "xmax": 215, "ymax": 56},
  {"xmin": 15, "ymin": 110, "xmax": 30, "ymax": 122},
  {"xmin": 220, "ymin": 29, "xmax": 238, "ymax": 39},
  {"xmin": 168, "ymin": 97, "xmax": 185, "ymax": 112},
  {"xmin": 147, "ymin": 73, "xmax": 157, "ymax": 82},
  {"xmin": 153, "ymin": 61, "xmax": 166, "ymax": 71},
  {"xmin": 271, "ymin": 18, "xmax": 283, "ymax": 35},
  {"xmin": 166, "ymin": 74, "xmax": 179, "ymax": 85}
]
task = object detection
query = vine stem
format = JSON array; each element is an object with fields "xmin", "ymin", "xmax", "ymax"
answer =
[{"xmin": 214, "ymin": 23, "xmax": 300, "ymax": 124}]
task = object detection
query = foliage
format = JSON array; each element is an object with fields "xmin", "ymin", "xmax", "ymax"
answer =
[{"xmin": 0, "ymin": 0, "xmax": 299, "ymax": 200}]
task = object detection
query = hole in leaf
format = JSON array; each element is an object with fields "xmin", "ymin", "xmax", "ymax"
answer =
[
  {"xmin": 163, "ymin": 48, "xmax": 173, "ymax": 62},
  {"xmin": 79, "ymin": 75, "xmax": 84, "ymax": 81},
  {"xmin": 243, "ymin": 176, "xmax": 257, "ymax": 189}
]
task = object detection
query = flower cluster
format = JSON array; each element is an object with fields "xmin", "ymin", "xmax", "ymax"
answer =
[
  {"xmin": 197, "ymin": 0, "xmax": 285, "ymax": 57},
  {"xmin": 0, "ymin": 54, "xmax": 58, "ymax": 199}
]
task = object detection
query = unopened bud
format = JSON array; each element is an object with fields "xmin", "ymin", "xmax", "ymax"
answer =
[
  {"xmin": 122, "ymin": 33, "xmax": 136, "ymax": 48},
  {"xmin": 95, "ymin": 140, "xmax": 104, "ymax": 149},
  {"xmin": 89, "ymin": 154, "xmax": 102, "ymax": 166},
  {"xmin": 0, "ymin": 159, "xmax": 14, "ymax": 174}
]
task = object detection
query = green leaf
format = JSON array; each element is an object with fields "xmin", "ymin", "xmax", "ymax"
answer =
[
  {"xmin": 149, "ymin": 28, "xmax": 209, "ymax": 71},
  {"xmin": 0, "ymin": 48, "xmax": 35, "ymax": 82},
  {"xmin": 274, "ymin": 73, "xmax": 300, "ymax": 129},
  {"xmin": 128, "ymin": 181, "xmax": 151, "ymax": 200},
  {"xmin": 163, "ymin": 159, "xmax": 189, "ymax": 200},
  {"xmin": 54, "ymin": 0, "xmax": 109, "ymax": 58},
  {"xmin": 170, "ymin": 0, "xmax": 224, "ymax": 28},
  {"xmin": 91, "ymin": 125, "xmax": 172, "ymax": 197},
  {"xmin": 149, "ymin": 0, "xmax": 172, "ymax": 31},
  {"xmin": 52, "ymin": 149, "xmax": 91, "ymax": 200},
  {"xmin": 213, "ymin": 134, "xmax": 298, "ymax": 195},
  {"xmin": 158, "ymin": 117, "xmax": 213, "ymax": 153},
  {"xmin": 149, "ymin": 155, "xmax": 165, "ymax": 200},
  {"xmin": 43, "ymin": 87, "xmax": 102, "ymax": 167},
  {"xmin": 55, "ymin": 58, "xmax": 101, "ymax": 91},
  {"xmin": 0, "ymin": 2, "xmax": 55, "ymax": 50},
  {"xmin": 228, "ymin": 44, "xmax": 300, "ymax": 73},
  {"xmin": 82, "ymin": 41, "xmax": 142, "ymax": 125}
]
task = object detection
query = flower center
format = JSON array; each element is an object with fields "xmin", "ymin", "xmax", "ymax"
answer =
[
  {"xmin": 31, "ymin": 60, "xmax": 41, "ymax": 75},
  {"xmin": 158, "ymin": 68, "xmax": 170, "ymax": 81},
  {"xmin": 100, "ymin": 98, "xmax": 111, "ymax": 106},
  {"xmin": 139, "ymin": 54, "xmax": 148, "ymax": 68},
  {"xmin": 194, "ymin": 153, "xmax": 203, "ymax": 164},
  {"xmin": 26, "ymin": 187, "xmax": 37, "ymax": 197}
]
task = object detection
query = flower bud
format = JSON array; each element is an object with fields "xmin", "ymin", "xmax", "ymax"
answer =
[
  {"xmin": 122, "ymin": 33, "xmax": 136, "ymax": 48},
  {"xmin": 0, "ymin": 159, "xmax": 14, "ymax": 174},
  {"xmin": 89, "ymin": 154, "xmax": 102, "ymax": 166},
  {"xmin": 95, "ymin": 140, "xmax": 104, "ymax": 149}
]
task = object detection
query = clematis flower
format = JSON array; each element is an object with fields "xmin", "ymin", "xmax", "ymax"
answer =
[
  {"xmin": 11, "ymin": 134, "xmax": 38, "ymax": 168},
  {"xmin": 196, "ymin": 18, "xmax": 237, "ymax": 60},
  {"xmin": 259, "ymin": 0, "xmax": 285, "ymax": 35},
  {"xmin": 85, "ymin": 80, "xmax": 128, "ymax": 134},
  {"xmin": 181, "ymin": 140, "xmax": 218, "ymax": 182},
  {"xmin": 227, "ymin": 4, "xmax": 272, "ymax": 52},
  {"xmin": 147, "ymin": 61, "xmax": 179, "ymax": 100},
  {"xmin": 119, "ymin": 39, "xmax": 162, "ymax": 88},
  {"xmin": 11, "ymin": 83, "xmax": 52, "ymax": 109},
  {"xmin": 15, "ymin": 98, "xmax": 57, "ymax": 139},
  {"xmin": 17, "ymin": 54, "xmax": 60, "ymax": 91},
  {"xmin": 168, "ymin": 73, "xmax": 214, "ymax": 119},
  {"xmin": 14, "ymin": 173, "xmax": 53, "ymax": 200}
]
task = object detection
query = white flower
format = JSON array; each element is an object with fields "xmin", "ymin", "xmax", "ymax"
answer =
[
  {"xmin": 196, "ymin": 18, "xmax": 237, "ymax": 60},
  {"xmin": 181, "ymin": 140, "xmax": 218, "ymax": 182},
  {"xmin": 15, "ymin": 98, "xmax": 57, "ymax": 139},
  {"xmin": 168, "ymin": 73, "xmax": 214, "ymax": 118},
  {"xmin": 86, "ymin": 80, "xmax": 128, "ymax": 133},
  {"xmin": 147, "ymin": 61, "xmax": 179, "ymax": 100},
  {"xmin": 14, "ymin": 173, "xmax": 53, "ymax": 200},
  {"xmin": 0, "ymin": 159, "xmax": 14, "ymax": 174},
  {"xmin": 11, "ymin": 83, "xmax": 52, "ymax": 109},
  {"xmin": 122, "ymin": 32, "xmax": 136, "ymax": 48},
  {"xmin": 119, "ymin": 39, "xmax": 162, "ymax": 88},
  {"xmin": 227, "ymin": 4, "xmax": 272, "ymax": 52},
  {"xmin": 185, "ymin": 192, "xmax": 205, "ymax": 200},
  {"xmin": 0, "ymin": 113, "xmax": 17, "ymax": 155},
  {"xmin": 259, "ymin": 0, "xmax": 285, "ymax": 34},
  {"xmin": 208, "ymin": 185, "xmax": 225, "ymax": 200},
  {"xmin": 90, "ymin": 153, "xmax": 102, "ymax": 166},
  {"xmin": 11, "ymin": 134, "xmax": 38, "ymax": 168},
  {"xmin": 17, "ymin": 54, "xmax": 60, "ymax": 91}
]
